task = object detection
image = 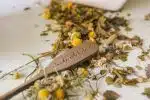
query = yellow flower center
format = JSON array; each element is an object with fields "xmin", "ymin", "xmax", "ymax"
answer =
[
  {"xmin": 71, "ymin": 38, "xmax": 82, "ymax": 46},
  {"xmin": 38, "ymin": 89, "xmax": 50, "ymax": 100},
  {"xmin": 55, "ymin": 88, "xmax": 65, "ymax": 100}
]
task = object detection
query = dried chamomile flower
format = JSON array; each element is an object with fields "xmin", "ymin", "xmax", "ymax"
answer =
[
  {"xmin": 103, "ymin": 90, "xmax": 120, "ymax": 100},
  {"xmin": 42, "ymin": 8, "xmax": 51, "ymax": 20},
  {"xmin": 94, "ymin": 57, "xmax": 107, "ymax": 67},
  {"xmin": 12, "ymin": 72, "xmax": 22, "ymax": 79},
  {"xmin": 55, "ymin": 88, "xmax": 65, "ymax": 100},
  {"xmin": 142, "ymin": 87, "xmax": 150, "ymax": 98},
  {"xmin": 115, "ymin": 40, "xmax": 132, "ymax": 51},
  {"xmin": 67, "ymin": 2, "xmax": 73, "ymax": 9},
  {"xmin": 40, "ymin": 77, "xmax": 55, "ymax": 86},
  {"xmin": 46, "ymin": 83, "xmax": 59, "ymax": 92},
  {"xmin": 34, "ymin": 80, "xmax": 42, "ymax": 90},
  {"xmin": 71, "ymin": 31, "xmax": 81, "ymax": 40},
  {"xmin": 56, "ymin": 75, "xmax": 64, "ymax": 87},
  {"xmin": 61, "ymin": 70, "xmax": 72, "ymax": 78},
  {"xmin": 71, "ymin": 38, "xmax": 82, "ymax": 47},
  {"xmin": 77, "ymin": 67, "xmax": 89, "ymax": 77},
  {"xmin": 88, "ymin": 31, "xmax": 96, "ymax": 39},
  {"xmin": 38, "ymin": 88, "xmax": 50, "ymax": 100}
]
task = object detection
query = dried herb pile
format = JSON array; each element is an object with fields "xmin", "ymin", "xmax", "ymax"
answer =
[{"xmin": 9, "ymin": 0, "xmax": 150, "ymax": 100}]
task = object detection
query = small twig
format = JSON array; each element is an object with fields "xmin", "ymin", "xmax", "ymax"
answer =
[
  {"xmin": 21, "ymin": 54, "xmax": 40, "ymax": 100},
  {"xmin": 0, "ymin": 53, "xmax": 50, "ymax": 79},
  {"xmin": 86, "ymin": 79, "xmax": 95, "ymax": 92},
  {"xmin": 22, "ymin": 67, "xmax": 38, "ymax": 100}
]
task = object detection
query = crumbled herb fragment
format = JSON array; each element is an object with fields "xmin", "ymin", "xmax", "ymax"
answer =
[
  {"xmin": 145, "ymin": 65, "xmax": 150, "ymax": 78},
  {"xmin": 40, "ymin": 32, "xmax": 48, "ymax": 36},
  {"xmin": 123, "ymin": 78, "xmax": 138, "ymax": 86},
  {"xmin": 108, "ymin": 16, "xmax": 128, "ymax": 27},
  {"xmin": 106, "ymin": 67, "xmax": 138, "ymax": 86},
  {"xmin": 24, "ymin": 7, "xmax": 30, "ymax": 11},
  {"xmin": 105, "ymin": 76, "xmax": 114, "ymax": 85},
  {"xmin": 145, "ymin": 13, "xmax": 150, "ymax": 20},
  {"xmin": 138, "ymin": 50, "xmax": 150, "ymax": 61},
  {"xmin": 135, "ymin": 65, "xmax": 143, "ymax": 70},
  {"xmin": 138, "ymin": 55, "xmax": 145, "ymax": 61},
  {"xmin": 100, "ymin": 70, "xmax": 107, "ymax": 75},
  {"xmin": 125, "ymin": 26, "xmax": 132, "ymax": 32},
  {"xmin": 103, "ymin": 90, "xmax": 120, "ymax": 100},
  {"xmin": 114, "ymin": 52, "xmax": 128, "ymax": 62},
  {"xmin": 142, "ymin": 87, "xmax": 150, "ymax": 98},
  {"xmin": 127, "ymin": 13, "xmax": 131, "ymax": 16}
]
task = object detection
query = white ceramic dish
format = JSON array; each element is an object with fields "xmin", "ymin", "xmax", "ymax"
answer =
[{"xmin": 0, "ymin": 0, "xmax": 150, "ymax": 100}]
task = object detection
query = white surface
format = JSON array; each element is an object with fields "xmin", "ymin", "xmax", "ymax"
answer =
[
  {"xmin": 0, "ymin": 0, "xmax": 150, "ymax": 100},
  {"xmin": 68, "ymin": 0, "xmax": 127, "ymax": 11}
]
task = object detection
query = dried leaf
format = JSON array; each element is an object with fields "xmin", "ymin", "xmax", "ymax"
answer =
[
  {"xmin": 138, "ymin": 55, "xmax": 145, "ymax": 61},
  {"xmin": 142, "ymin": 87, "xmax": 150, "ymax": 98},
  {"xmin": 145, "ymin": 13, "xmax": 150, "ymax": 20},
  {"xmin": 103, "ymin": 90, "xmax": 120, "ymax": 100},
  {"xmin": 135, "ymin": 65, "xmax": 143, "ymax": 70},
  {"xmin": 123, "ymin": 78, "xmax": 138, "ymax": 86},
  {"xmin": 114, "ymin": 52, "xmax": 128, "ymax": 62},
  {"xmin": 100, "ymin": 70, "xmax": 107, "ymax": 75},
  {"xmin": 40, "ymin": 32, "xmax": 48, "ymax": 36},
  {"xmin": 24, "ymin": 7, "xmax": 30, "ymax": 11},
  {"xmin": 105, "ymin": 76, "xmax": 114, "ymax": 85}
]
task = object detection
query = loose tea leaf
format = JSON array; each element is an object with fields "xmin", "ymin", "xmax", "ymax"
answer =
[
  {"xmin": 105, "ymin": 76, "xmax": 114, "ymax": 85},
  {"xmin": 142, "ymin": 87, "xmax": 150, "ymax": 98},
  {"xmin": 106, "ymin": 67, "xmax": 138, "ymax": 86},
  {"xmin": 103, "ymin": 90, "xmax": 120, "ymax": 100},
  {"xmin": 100, "ymin": 70, "xmax": 107, "ymax": 75},
  {"xmin": 123, "ymin": 78, "xmax": 138, "ymax": 86},
  {"xmin": 145, "ymin": 13, "xmax": 150, "ymax": 20},
  {"xmin": 135, "ymin": 65, "xmax": 143, "ymax": 70},
  {"xmin": 24, "ymin": 7, "xmax": 30, "ymax": 11},
  {"xmin": 40, "ymin": 32, "xmax": 48, "ymax": 36},
  {"xmin": 114, "ymin": 52, "xmax": 128, "ymax": 62}
]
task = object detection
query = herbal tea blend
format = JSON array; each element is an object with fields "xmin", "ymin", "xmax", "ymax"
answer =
[{"xmin": 1, "ymin": 0, "xmax": 150, "ymax": 100}]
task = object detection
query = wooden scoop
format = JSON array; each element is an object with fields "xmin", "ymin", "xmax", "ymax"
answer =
[{"xmin": 0, "ymin": 41, "xmax": 98, "ymax": 100}]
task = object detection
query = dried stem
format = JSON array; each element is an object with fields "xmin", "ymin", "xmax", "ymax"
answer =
[{"xmin": 0, "ymin": 53, "xmax": 50, "ymax": 79}]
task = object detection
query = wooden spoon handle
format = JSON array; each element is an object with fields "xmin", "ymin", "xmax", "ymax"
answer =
[{"xmin": 0, "ymin": 72, "xmax": 44, "ymax": 100}]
